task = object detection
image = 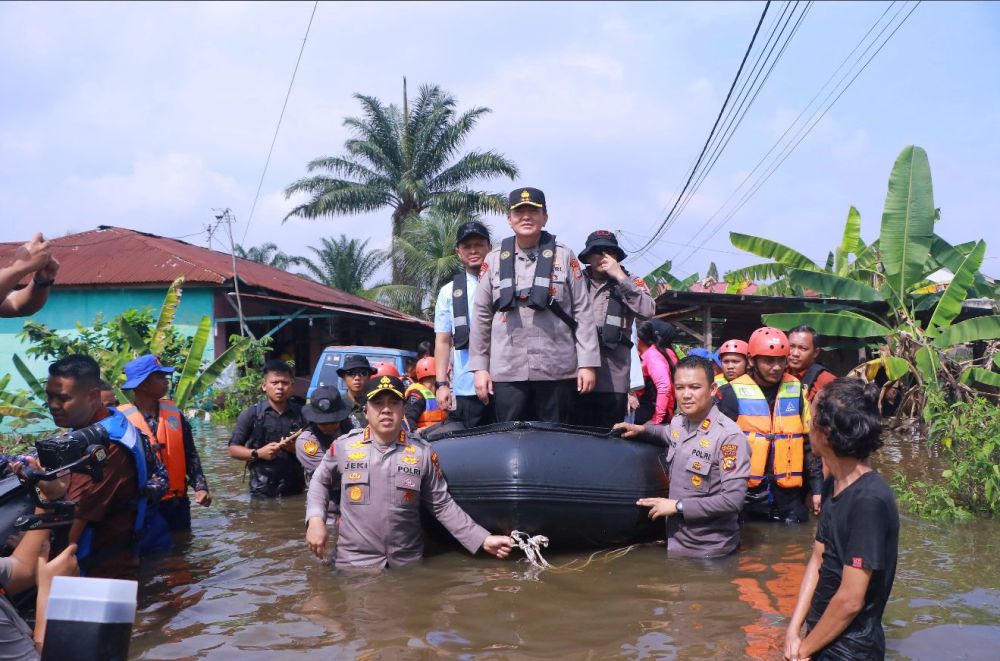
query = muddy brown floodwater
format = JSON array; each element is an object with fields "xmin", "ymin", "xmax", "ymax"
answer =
[{"xmin": 130, "ymin": 424, "xmax": 1000, "ymax": 660}]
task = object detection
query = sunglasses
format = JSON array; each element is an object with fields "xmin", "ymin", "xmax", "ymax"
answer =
[{"xmin": 342, "ymin": 369, "xmax": 371, "ymax": 378}]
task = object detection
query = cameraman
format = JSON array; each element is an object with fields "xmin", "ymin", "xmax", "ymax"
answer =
[
  {"xmin": 0, "ymin": 232, "xmax": 59, "ymax": 318},
  {"xmin": 0, "ymin": 475, "xmax": 79, "ymax": 659},
  {"xmin": 44, "ymin": 355, "xmax": 148, "ymax": 580}
]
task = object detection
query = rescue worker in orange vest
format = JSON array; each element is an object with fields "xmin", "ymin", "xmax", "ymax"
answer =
[
  {"xmin": 119, "ymin": 354, "xmax": 211, "ymax": 531},
  {"xmin": 714, "ymin": 339, "xmax": 750, "ymax": 393},
  {"xmin": 404, "ymin": 357, "xmax": 448, "ymax": 432},
  {"xmin": 716, "ymin": 328, "xmax": 823, "ymax": 523}
]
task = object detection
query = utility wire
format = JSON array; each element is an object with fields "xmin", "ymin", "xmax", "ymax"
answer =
[
  {"xmin": 674, "ymin": 1, "xmax": 921, "ymax": 273},
  {"xmin": 630, "ymin": 1, "xmax": 772, "ymax": 257},
  {"xmin": 656, "ymin": 1, "xmax": 811, "ymax": 246},
  {"xmin": 241, "ymin": 0, "xmax": 320, "ymax": 245}
]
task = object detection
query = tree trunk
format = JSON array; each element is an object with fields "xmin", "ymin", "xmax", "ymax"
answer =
[{"xmin": 391, "ymin": 207, "xmax": 405, "ymax": 284}]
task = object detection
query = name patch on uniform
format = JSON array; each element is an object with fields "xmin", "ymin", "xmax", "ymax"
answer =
[
  {"xmin": 347, "ymin": 451, "xmax": 366, "ymax": 461},
  {"xmin": 692, "ymin": 448, "xmax": 711, "ymax": 461},
  {"xmin": 700, "ymin": 418, "xmax": 712, "ymax": 431},
  {"xmin": 397, "ymin": 465, "xmax": 420, "ymax": 475},
  {"xmin": 691, "ymin": 475, "xmax": 703, "ymax": 487},
  {"xmin": 303, "ymin": 440, "xmax": 320, "ymax": 456},
  {"xmin": 348, "ymin": 486, "xmax": 364, "ymax": 502},
  {"xmin": 721, "ymin": 444, "xmax": 738, "ymax": 472},
  {"xmin": 345, "ymin": 461, "xmax": 368, "ymax": 470}
]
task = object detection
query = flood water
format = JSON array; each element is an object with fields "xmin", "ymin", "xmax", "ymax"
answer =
[{"xmin": 130, "ymin": 424, "xmax": 1000, "ymax": 660}]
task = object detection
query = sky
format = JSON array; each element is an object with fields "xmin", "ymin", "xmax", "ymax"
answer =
[{"xmin": 1, "ymin": 0, "xmax": 999, "ymax": 282}]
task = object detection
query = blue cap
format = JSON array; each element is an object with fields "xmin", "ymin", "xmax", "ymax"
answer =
[
  {"xmin": 687, "ymin": 347, "xmax": 722, "ymax": 368},
  {"xmin": 122, "ymin": 354, "xmax": 175, "ymax": 389}
]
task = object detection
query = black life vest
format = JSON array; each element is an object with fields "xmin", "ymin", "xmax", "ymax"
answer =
[
  {"xmin": 493, "ymin": 232, "xmax": 577, "ymax": 332},
  {"xmin": 588, "ymin": 268, "xmax": 632, "ymax": 350},
  {"xmin": 800, "ymin": 362, "xmax": 830, "ymax": 398},
  {"xmin": 451, "ymin": 271, "xmax": 471, "ymax": 350}
]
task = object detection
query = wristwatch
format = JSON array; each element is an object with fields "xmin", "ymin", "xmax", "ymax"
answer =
[
  {"xmin": 434, "ymin": 380, "xmax": 450, "ymax": 389},
  {"xmin": 251, "ymin": 449, "xmax": 259, "ymax": 460},
  {"xmin": 675, "ymin": 500, "xmax": 684, "ymax": 514}
]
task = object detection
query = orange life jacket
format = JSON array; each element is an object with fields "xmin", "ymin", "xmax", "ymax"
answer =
[
  {"xmin": 119, "ymin": 399, "xmax": 187, "ymax": 499},
  {"xmin": 731, "ymin": 373, "xmax": 805, "ymax": 489},
  {"xmin": 404, "ymin": 383, "xmax": 448, "ymax": 428}
]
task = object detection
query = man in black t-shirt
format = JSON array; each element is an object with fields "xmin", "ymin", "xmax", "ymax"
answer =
[{"xmin": 784, "ymin": 378, "xmax": 899, "ymax": 661}]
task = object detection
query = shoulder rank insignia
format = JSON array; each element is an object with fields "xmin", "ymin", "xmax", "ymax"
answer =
[{"xmin": 700, "ymin": 418, "xmax": 712, "ymax": 431}]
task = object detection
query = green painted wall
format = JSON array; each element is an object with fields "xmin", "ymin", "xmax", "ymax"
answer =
[{"xmin": 0, "ymin": 287, "xmax": 216, "ymax": 392}]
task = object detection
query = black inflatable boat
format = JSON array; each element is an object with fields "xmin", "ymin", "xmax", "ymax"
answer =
[{"xmin": 423, "ymin": 421, "xmax": 670, "ymax": 549}]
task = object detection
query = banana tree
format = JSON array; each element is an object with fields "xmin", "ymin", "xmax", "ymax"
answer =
[
  {"xmin": 645, "ymin": 259, "xmax": 698, "ymax": 292},
  {"xmin": 760, "ymin": 146, "xmax": 1000, "ymax": 415}
]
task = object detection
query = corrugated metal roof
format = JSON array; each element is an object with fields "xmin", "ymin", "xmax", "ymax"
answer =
[{"xmin": 0, "ymin": 226, "xmax": 423, "ymax": 324}]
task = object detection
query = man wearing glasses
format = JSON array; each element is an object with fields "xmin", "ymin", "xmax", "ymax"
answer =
[{"xmin": 337, "ymin": 355, "xmax": 376, "ymax": 429}]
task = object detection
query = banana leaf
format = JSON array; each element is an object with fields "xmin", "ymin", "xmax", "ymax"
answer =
[
  {"xmin": 835, "ymin": 206, "xmax": 865, "ymax": 275},
  {"xmin": 824, "ymin": 251, "xmax": 835, "ymax": 273},
  {"xmin": 883, "ymin": 356, "xmax": 911, "ymax": 381},
  {"xmin": 932, "ymin": 315, "xmax": 1000, "ymax": 348},
  {"xmin": 761, "ymin": 312, "xmax": 891, "ymax": 338},
  {"xmin": 724, "ymin": 262, "xmax": 789, "ymax": 285},
  {"xmin": 851, "ymin": 240, "xmax": 880, "ymax": 271},
  {"xmin": 786, "ymin": 269, "xmax": 883, "ymax": 302},
  {"xmin": 729, "ymin": 233, "xmax": 818, "ymax": 270},
  {"xmin": 926, "ymin": 240, "xmax": 986, "ymax": 338},
  {"xmin": 174, "ymin": 315, "xmax": 211, "ymax": 408},
  {"xmin": 914, "ymin": 346, "xmax": 940, "ymax": 384},
  {"xmin": 960, "ymin": 367, "xmax": 1000, "ymax": 388},
  {"xmin": 929, "ymin": 235, "xmax": 995, "ymax": 299},
  {"xmin": 150, "ymin": 276, "xmax": 184, "ymax": 356},
  {"xmin": 183, "ymin": 337, "xmax": 252, "ymax": 407},
  {"xmin": 118, "ymin": 317, "xmax": 148, "ymax": 353},
  {"xmin": 12, "ymin": 355, "xmax": 45, "ymax": 401},
  {"xmin": 0, "ymin": 404, "xmax": 46, "ymax": 419},
  {"xmin": 879, "ymin": 146, "xmax": 936, "ymax": 297},
  {"xmin": 0, "ymin": 374, "xmax": 9, "ymax": 391}
]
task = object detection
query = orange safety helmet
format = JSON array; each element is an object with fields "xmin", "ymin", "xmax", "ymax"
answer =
[
  {"xmin": 372, "ymin": 361, "xmax": 401, "ymax": 378},
  {"xmin": 748, "ymin": 327, "xmax": 790, "ymax": 358},
  {"xmin": 414, "ymin": 356, "xmax": 436, "ymax": 381},
  {"xmin": 718, "ymin": 339, "xmax": 750, "ymax": 357}
]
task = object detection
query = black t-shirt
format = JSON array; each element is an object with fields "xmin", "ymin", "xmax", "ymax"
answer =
[{"xmin": 807, "ymin": 471, "xmax": 900, "ymax": 659}]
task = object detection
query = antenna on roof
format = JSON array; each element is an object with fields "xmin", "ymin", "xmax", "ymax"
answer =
[{"xmin": 212, "ymin": 208, "xmax": 248, "ymax": 338}]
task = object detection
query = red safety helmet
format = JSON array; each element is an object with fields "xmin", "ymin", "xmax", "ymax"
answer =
[
  {"xmin": 414, "ymin": 356, "xmax": 436, "ymax": 381},
  {"xmin": 748, "ymin": 327, "xmax": 789, "ymax": 358},
  {"xmin": 372, "ymin": 361, "xmax": 401, "ymax": 378},
  {"xmin": 718, "ymin": 339, "xmax": 749, "ymax": 357}
]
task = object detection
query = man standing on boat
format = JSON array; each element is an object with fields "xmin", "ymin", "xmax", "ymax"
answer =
[
  {"xmin": 574, "ymin": 230, "xmax": 655, "ymax": 428},
  {"xmin": 786, "ymin": 325, "xmax": 836, "ymax": 403},
  {"xmin": 433, "ymin": 220, "xmax": 495, "ymax": 428},
  {"xmin": 304, "ymin": 374, "xmax": 514, "ymax": 568},
  {"xmin": 615, "ymin": 356, "xmax": 750, "ymax": 558},
  {"xmin": 468, "ymin": 187, "xmax": 601, "ymax": 423},
  {"xmin": 716, "ymin": 327, "xmax": 824, "ymax": 523}
]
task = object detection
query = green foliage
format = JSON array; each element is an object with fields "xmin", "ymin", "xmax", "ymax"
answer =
[
  {"xmin": 284, "ymin": 80, "xmax": 518, "ymax": 282},
  {"xmin": 879, "ymin": 146, "xmax": 936, "ymax": 304},
  {"xmin": 297, "ymin": 235, "xmax": 388, "ymax": 294},
  {"xmin": 892, "ymin": 473, "xmax": 973, "ymax": 521},
  {"xmin": 895, "ymin": 389, "xmax": 1000, "ymax": 519},
  {"xmin": 211, "ymin": 335, "xmax": 273, "ymax": 422},
  {"xmin": 645, "ymin": 259, "xmax": 698, "ymax": 291},
  {"xmin": 233, "ymin": 242, "xmax": 304, "ymax": 270}
]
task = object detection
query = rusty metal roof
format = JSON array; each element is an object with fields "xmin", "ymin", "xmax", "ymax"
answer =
[{"xmin": 0, "ymin": 226, "xmax": 424, "ymax": 324}]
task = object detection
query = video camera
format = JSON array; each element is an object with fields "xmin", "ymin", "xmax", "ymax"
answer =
[{"xmin": 0, "ymin": 424, "xmax": 110, "ymax": 556}]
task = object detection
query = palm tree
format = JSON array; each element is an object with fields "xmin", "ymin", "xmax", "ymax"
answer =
[
  {"xmin": 297, "ymin": 235, "xmax": 388, "ymax": 295},
  {"xmin": 233, "ymin": 242, "xmax": 303, "ymax": 270},
  {"xmin": 368, "ymin": 207, "xmax": 483, "ymax": 317},
  {"xmin": 283, "ymin": 80, "xmax": 518, "ymax": 281}
]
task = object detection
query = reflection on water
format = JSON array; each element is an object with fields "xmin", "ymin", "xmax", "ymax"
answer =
[{"xmin": 130, "ymin": 425, "xmax": 1000, "ymax": 660}]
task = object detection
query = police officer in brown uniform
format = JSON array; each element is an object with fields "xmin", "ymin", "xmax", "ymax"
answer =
[
  {"xmin": 305, "ymin": 375, "xmax": 514, "ymax": 569},
  {"xmin": 575, "ymin": 230, "xmax": 655, "ymax": 428},
  {"xmin": 616, "ymin": 356, "xmax": 750, "ymax": 558},
  {"xmin": 468, "ymin": 187, "xmax": 601, "ymax": 423}
]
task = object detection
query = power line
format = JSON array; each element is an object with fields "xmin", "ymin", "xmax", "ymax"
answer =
[
  {"xmin": 674, "ymin": 1, "xmax": 921, "ymax": 273},
  {"xmin": 241, "ymin": 0, "xmax": 320, "ymax": 245},
  {"xmin": 630, "ymin": 1, "xmax": 772, "ymax": 257}
]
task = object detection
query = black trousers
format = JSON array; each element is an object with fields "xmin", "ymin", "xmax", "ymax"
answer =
[
  {"xmin": 573, "ymin": 392, "xmax": 628, "ymax": 429},
  {"xmin": 493, "ymin": 380, "xmax": 576, "ymax": 424},
  {"xmin": 449, "ymin": 395, "xmax": 496, "ymax": 428},
  {"xmin": 745, "ymin": 483, "xmax": 810, "ymax": 523}
]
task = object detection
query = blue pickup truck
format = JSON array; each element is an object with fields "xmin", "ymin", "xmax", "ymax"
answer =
[{"xmin": 307, "ymin": 346, "xmax": 416, "ymax": 399}]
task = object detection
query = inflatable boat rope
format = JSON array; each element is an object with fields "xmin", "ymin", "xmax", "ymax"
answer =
[{"xmin": 510, "ymin": 530, "xmax": 643, "ymax": 573}]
